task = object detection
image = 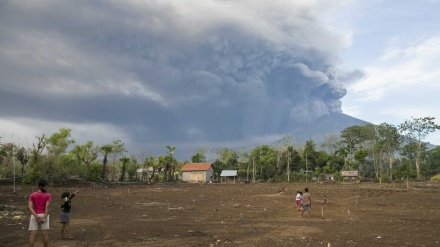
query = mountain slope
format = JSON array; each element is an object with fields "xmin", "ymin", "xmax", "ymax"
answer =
[{"xmin": 291, "ymin": 113, "xmax": 369, "ymax": 144}]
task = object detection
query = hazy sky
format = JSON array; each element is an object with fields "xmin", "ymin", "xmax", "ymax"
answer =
[{"xmin": 1, "ymin": 0, "xmax": 439, "ymax": 160}]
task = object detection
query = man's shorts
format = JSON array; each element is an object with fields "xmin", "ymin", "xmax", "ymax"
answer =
[
  {"xmin": 302, "ymin": 205, "xmax": 311, "ymax": 213},
  {"xmin": 29, "ymin": 214, "xmax": 50, "ymax": 230}
]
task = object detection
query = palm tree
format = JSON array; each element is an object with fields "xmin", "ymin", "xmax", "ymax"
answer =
[
  {"xmin": 164, "ymin": 146, "xmax": 176, "ymax": 182},
  {"xmin": 100, "ymin": 145, "xmax": 113, "ymax": 180},
  {"xmin": 119, "ymin": 157, "xmax": 130, "ymax": 182}
]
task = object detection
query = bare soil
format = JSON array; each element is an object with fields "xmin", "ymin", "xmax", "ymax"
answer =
[{"xmin": 1, "ymin": 180, "xmax": 439, "ymax": 247}]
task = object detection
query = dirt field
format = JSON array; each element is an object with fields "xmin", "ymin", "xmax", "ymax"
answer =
[{"xmin": 1, "ymin": 180, "xmax": 439, "ymax": 247}]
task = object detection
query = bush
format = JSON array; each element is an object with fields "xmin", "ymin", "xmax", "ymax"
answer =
[
  {"xmin": 430, "ymin": 174, "xmax": 440, "ymax": 183},
  {"xmin": 22, "ymin": 171, "xmax": 44, "ymax": 184},
  {"xmin": 87, "ymin": 163, "xmax": 103, "ymax": 181},
  {"xmin": 380, "ymin": 172, "xmax": 392, "ymax": 183}
]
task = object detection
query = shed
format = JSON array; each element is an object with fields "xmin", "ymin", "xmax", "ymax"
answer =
[
  {"xmin": 341, "ymin": 171, "xmax": 358, "ymax": 181},
  {"xmin": 220, "ymin": 170, "xmax": 238, "ymax": 183},
  {"xmin": 180, "ymin": 163, "xmax": 214, "ymax": 183}
]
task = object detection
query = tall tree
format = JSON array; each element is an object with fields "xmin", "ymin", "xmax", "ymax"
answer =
[
  {"xmin": 46, "ymin": 128, "xmax": 75, "ymax": 157},
  {"xmin": 250, "ymin": 145, "xmax": 276, "ymax": 181},
  {"xmin": 70, "ymin": 141, "xmax": 99, "ymax": 178},
  {"xmin": 275, "ymin": 134, "xmax": 294, "ymax": 181},
  {"xmin": 399, "ymin": 117, "xmax": 440, "ymax": 178},
  {"xmin": 191, "ymin": 148, "xmax": 207, "ymax": 163},
  {"xmin": 100, "ymin": 140, "xmax": 126, "ymax": 180},
  {"xmin": 377, "ymin": 123, "xmax": 401, "ymax": 180},
  {"xmin": 427, "ymin": 146, "xmax": 440, "ymax": 176},
  {"xmin": 321, "ymin": 134, "xmax": 340, "ymax": 156},
  {"xmin": 143, "ymin": 156, "xmax": 157, "ymax": 183},
  {"xmin": 340, "ymin": 124, "xmax": 376, "ymax": 172},
  {"xmin": 31, "ymin": 134, "xmax": 46, "ymax": 164},
  {"xmin": 119, "ymin": 156, "xmax": 130, "ymax": 182},
  {"xmin": 165, "ymin": 145, "xmax": 176, "ymax": 182},
  {"xmin": 17, "ymin": 147, "xmax": 29, "ymax": 176},
  {"xmin": 237, "ymin": 147, "xmax": 250, "ymax": 182}
]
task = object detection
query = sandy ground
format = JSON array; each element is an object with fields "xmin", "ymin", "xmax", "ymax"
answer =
[{"xmin": 1, "ymin": 180, "xmax": 440, "ymax": 247}]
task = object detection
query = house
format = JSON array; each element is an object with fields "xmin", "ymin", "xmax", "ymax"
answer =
[
  {"xmin": 180, "ymin": 163, "xmax": 214, "ymax": 183},
  {"xmin": 220, "ymin": 170, "xmax": 238, "ymax": 183},
  {"xmin": 324, "ymin": 174, "xmax": 335, "ymax": 180},
  {"xmin": 341, "ymin": 170, "xmax": 358, "ymax": 181}
]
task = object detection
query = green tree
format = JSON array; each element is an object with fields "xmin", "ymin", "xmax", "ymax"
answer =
[
  {"xmin": 237, "ymin": 147, "xmax": 250, "ymax": 181},
  {"xmin": 297, "ymin": 141, "xmax": 318, "ymax": 182},
  {"xmin": 191, "ymin": 148, "xmax": 207, "ymax": 163},
  {"xmin": 321, "ymin": 134, "xmax": 340, "ymax": 156},
  {"xmin": 427, "ymin": 146, "xmax": 440, "ymax": 176},
  {"xmin": 399, "ymin": 117, "xmax": 440, "ymax": 178},
  {"xmin": 216, "ymin": 147, "xmax": 238, "ymax": 169},
  {"xmin": 143, "ymin": 156, "xmax": 157, "ymax": 183},
  {"xmin": 100, "ymin": 140, "xmax": 126, "ymax": 180},
  {"xmin": 17, "ymin": 147, "xmax": 29, "ymax": 176},
  {"xmin": 119, "ymin": 156, "xmax": 130, "ymax": 182},
  {"xmin": 70, "ymin": 141, "xmax": 99, "ymax": 178},
  {"xmin": 377, "ymin": 123, "xmax": 401, "ymax": 180},
  {"xmin": 340, "ymin": 124, "xmax": 376, "ymax": 173},
  {"xmin": 393, "ymin": 160, "xmax": 417, "ymax": 188},
  {"xmin": 164, "ymin": 145, "xmax": 176, "ymax": 182},
  {"xmin": 46, "ymin": 128, "xmax": 75, "ymax": 157},
  {"xmin": 251, "ymin": 145, "xmax": 276, "ymax": 182},
  {"xmin": 279, "ymin": 134, "xmax": 294, "ymax": 182},
  {"xmin": 27, "ymin": 129, "xmax": 75, "ymax": 182},
  {"xmin": 30, "ymin": 134, "xmax": 46, "ymax": 164}
]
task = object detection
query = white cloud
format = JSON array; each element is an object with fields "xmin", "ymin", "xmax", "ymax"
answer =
[
  {"xmin": 342, "ymin": 37, "xmax": 440, "ymax": 144},
  {"xmin": 0, "ymin": 118, "xmax": 130, "ymax": 147}
]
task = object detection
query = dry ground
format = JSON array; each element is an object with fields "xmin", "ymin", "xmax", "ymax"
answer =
[{"xmin": 1, "ymin": 180, "xmax": 439, "ymax": 247}]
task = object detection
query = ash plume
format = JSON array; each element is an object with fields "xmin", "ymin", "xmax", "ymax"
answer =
[{"xmin": 0, "ymin": 0, "xmax": 350, "ymax": 151}]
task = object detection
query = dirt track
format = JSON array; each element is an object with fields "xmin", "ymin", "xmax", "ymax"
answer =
[{"xmin": 1, "ymin": 181, "xmax": 440, "ymax": 247}]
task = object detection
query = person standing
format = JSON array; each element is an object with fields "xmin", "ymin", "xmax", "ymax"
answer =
[
  {"xmin": 295, "ymin": 191, "xmax": 302, "ymax": 211},
  {"xmin": 321, "ymin": 195, "xmax": 329, "ymax": 204},
  {"xmin": 300, "ymin": 188, "xmax": 311, "ymax": 218},
  {"xmin": 28, "ymin": 179, "xmax": 51, "ymax": 247},
  {"xmin": 60, "ymin": 190, "xmax": 80, "ymax": 239}
]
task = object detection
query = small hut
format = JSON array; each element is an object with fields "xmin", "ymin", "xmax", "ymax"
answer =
[
  {"xmin": 341, "ymin": 170, "xmax": 358, "ymax": 181},
  {"xmin": 220, "ymin": 170, "xmax": 238, "ymax": 183}
]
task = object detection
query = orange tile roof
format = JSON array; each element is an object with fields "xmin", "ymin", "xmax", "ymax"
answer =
[{"xmin": 180, "ymin": 163, "xmax": 212, "ymax": 171}]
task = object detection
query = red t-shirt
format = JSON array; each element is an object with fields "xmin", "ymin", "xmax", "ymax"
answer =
[{"xmin": 29, "ymin": 191, "xmax": 51, "ymax": 214}]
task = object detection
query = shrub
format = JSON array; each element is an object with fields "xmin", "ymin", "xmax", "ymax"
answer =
[
  {"xmin": 380, "ymin": 172, "xmax": 392, "ymax": 183},
  {"xmin": 22, "ymin": 171, "xmax": 44, "ymax": 184},
  {"xmin": 87, "ymin": 163, "xmax": 102, "ymax": 181},
  {"xmin": 430, "ymin": 174, "xmax": 440, "ymax": 183}
]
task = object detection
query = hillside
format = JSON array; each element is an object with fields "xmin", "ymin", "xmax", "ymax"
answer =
[{"xmin": 290, "ymin": 113, "xmax": 369, "ymax": 145}]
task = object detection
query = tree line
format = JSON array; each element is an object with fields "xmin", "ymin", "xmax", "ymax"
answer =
[{"xmin": 1, "ymin": 116, "xmax": 439, "ymax": 184}]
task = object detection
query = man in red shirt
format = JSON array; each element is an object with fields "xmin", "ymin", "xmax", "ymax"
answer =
[{"xmin": 28, "ymin": 179, "xmax": 51, "ymax": 247}]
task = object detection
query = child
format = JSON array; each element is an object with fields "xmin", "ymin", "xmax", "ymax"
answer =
[
  {"xmin": 60, "ymin": 190, "xmax": 80, "ymax": 239},
  {"xmin": 321, "ymin": 195, "xmax": 329, "ymax": 204},
  {"xmin": 295, "ymin": 191, "xmax": 302, "ymax": 211}
]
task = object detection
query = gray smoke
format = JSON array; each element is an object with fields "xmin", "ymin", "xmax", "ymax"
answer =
[{"xmin": 0, "ymin": 0, "xmax": 349, "ymax": 153}]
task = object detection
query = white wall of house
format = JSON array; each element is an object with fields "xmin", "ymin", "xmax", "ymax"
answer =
[{"xmin": 182, "ymin": 167, "xmax": 214, "ymax": 183}]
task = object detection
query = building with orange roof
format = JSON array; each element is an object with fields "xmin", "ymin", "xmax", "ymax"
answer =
[{"xmin": 180, "ymin": 163, "xmax": 214, "ymax": 183}]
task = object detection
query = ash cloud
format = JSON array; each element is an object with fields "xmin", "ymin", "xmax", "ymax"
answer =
[{"xmin": 0, "ymin": 0, "xmax": 350, "ymax": 154}]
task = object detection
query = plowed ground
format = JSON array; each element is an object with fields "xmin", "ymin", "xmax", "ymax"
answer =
[{"xmin": 1, "ymin": 181, "xmax": 439, "ymax": 247}]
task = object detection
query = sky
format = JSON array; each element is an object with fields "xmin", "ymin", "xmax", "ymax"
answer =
[{"xmin": 1, "ymin": 0, "xmax": 439, "ymax": 160}]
